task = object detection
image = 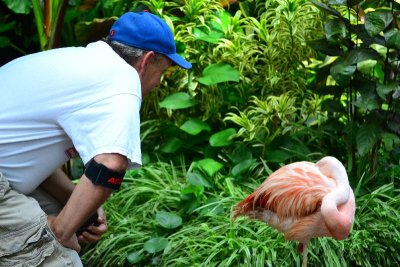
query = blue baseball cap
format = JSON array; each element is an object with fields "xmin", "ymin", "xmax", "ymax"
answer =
[{"xmin": 108, "ymin": 11, "xmax": 192, "ymax": 69}]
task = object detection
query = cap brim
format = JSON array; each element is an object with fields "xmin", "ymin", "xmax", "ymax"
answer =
[{"xmin": 166, "ymin": 53, "xmax": 192, "ymax": 70}]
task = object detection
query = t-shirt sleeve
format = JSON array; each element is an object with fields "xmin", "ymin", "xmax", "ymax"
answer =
[{"xmin": 58, "ymin": 93, "xmax": 142, "ymax": 169}]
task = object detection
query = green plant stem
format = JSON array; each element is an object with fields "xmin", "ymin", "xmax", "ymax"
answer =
[{"xmin": 32, "ymin": 0, "xmax": 46, "ymax": 51}]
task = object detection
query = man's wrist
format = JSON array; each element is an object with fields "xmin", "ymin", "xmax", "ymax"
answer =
[{"xmin": 48, "ymin": 215, "xmax": 71, "ymax": 244}]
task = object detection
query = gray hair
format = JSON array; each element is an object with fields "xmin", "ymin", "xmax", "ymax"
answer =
[{"xmin": 103, "ymin": 36, "xmax": 165, "ymax": 66}]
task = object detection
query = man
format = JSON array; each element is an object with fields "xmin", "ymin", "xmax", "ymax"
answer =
[{"xmin": 0, "ymin": 11, "xmax": 191, "ymax": 266}]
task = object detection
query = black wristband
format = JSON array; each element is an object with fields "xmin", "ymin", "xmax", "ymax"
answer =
[{"xmin": 84, "ymin": 159, "xmax": 126, "ymax": 190}]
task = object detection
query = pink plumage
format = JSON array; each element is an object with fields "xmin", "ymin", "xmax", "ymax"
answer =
[{"xmin": 234, "ymin": 156, "xmax": 356, "ymax": 267}]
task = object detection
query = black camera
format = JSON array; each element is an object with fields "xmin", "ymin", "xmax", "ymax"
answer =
[{"xmin": 76, "ymin": 212, "xmax": 99, "ymax": 235}]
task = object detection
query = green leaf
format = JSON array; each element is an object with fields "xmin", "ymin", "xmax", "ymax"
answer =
[
  {"xmin": 357, "ymin": 60, "xmax": 377, "ymax": 75},
  {"xmin": 193, "ymin": 27, "xmax": 224, "ymax": 43},
  {"xmin": 180, "ymin": 185, "xmax": 204, "ymax": 213},
  {"xmin": 126, "ymin": 251, "xmax": 144, "ymax": 264},
  {"xmin": 198, "ymin": 63, "xmax": 240, "ymax": 86},
  {"xmin": 321, "ymin": 99, "xmax": 346, "ymax": 113},
  {"xmin": 195, "ymin": 158, "xmax": 223, "ymax": 177},
  {"xmin": 239, "ymin": 0, "xmax": 251, "ymax": 17},
  {"xmin": 101, "ymin": 0, "xmax": 114, "ymax": 9},
  {"xmin": 232, "ymin": 159, "xmax": 255, "ymax": 177},
  {"xmin": 180, "ymin": 192, "xmax": 199, "ymax": 214},
  {"xmin": 160, "ymin": 137, "xmax": 183, "ymax": 153},
  {"xmin": 187, "ymin": 172, "xmax": 212, "ymax": 188},
  {"xmin": 212, "ymin": 10, "xmax": 232, "ymax": 33},
  {"xmin": 181, "ymin": 185, "xmax": 204, "ymax": 199},
  {"xmin": 230, "ymin": 144, "xmax": 252, "ymax": 164},
  {"xmin": 394, "ymin": 88, "xmax": 400, "ymax": 100},
  {"xmin": 324, "ymin": 19, "xmax": 346, "ymax": 42},
  {"xmin": 75, "ymin": 17, "xmax": 117, "ymax": 44},
  {"xmin": 219, "ymin": 84, "xmax": 244, "ymax": 105},
  {"xmin": 356, "ymin": 123, "xmax": 381, "ymax": 156},
  {"xmin": 344, "ymin": 48, "xmax": 380, "ymax": 65},
  {"xmin": 209, "ymin": 128, "xmax": 236, "ymax": 147},
  {"xmin": 180, "ymin": 118, "xmax": 211, "ymax": 135},
  {"xmin": 265, "ymin": 150, "xmax": 291, "ymax": 163},
  {"xmin": 382, "ymin": 132, "xmax": 400, "ymax": 151},
  {"xmin": 3, "ymin": 0, "xmax": 32, "ymax": 14},
  {"xmin": 327, "ymin": 0, "xmax": 346, "ymax": 5},
  {"xmin": 142, "ymin": 152, "xmax": 150, "ymax": 165},
  {"xmin": 175, "ymin": 41, "xmax": 187, "ymax": 54},
  {"xmin": 353, "ymin": 91, "xmax": 379, "ymax": 111},
  {"xmin": 311, "ymin": 0, "xmax": 342, "ymax": 17},
  {"xmin": 365, "ymin": 10, "xmax": 393, "ymax": 37},
  {"xmin": 384, "ymin": 29, "xmax": 400, "ymax": 49},
  {"xmin": 330, "ymin": 62, "xmax": 356, "ymax": 85},
  {"xmin": 0, "ymin": 21, "xmax": 16, "ymax": 33},
  {"xmin": 372, "ymin": 62, "xmax": 385, "ymax": 83},
  {"xmin": 377, "ymin": 82, "xmax": 398, "ymax": 100},
  {"xmin": 307, "ymin": 38, "xmax": 344, "ymax": 56},
  {"xmin": 0, "ymin": 36, "xmax": 11, "ymax": 48},
  {"xmin": 159, "ymin": 92, "xmax": 196, "ymax": 109},
  {"xmin": 156, "ymin": 211, "xmax": 182, "ymax": 229},
  {"xmin": 144, "ymin": 237, "xmax": 169, "ymax": 253},
  {"xmin": 388, "ymin": 121, "xmax": 400, "ymax": 135},
  {"xmin": 350, "ymin": 24, "xmax": 386, "ymax": 47}
]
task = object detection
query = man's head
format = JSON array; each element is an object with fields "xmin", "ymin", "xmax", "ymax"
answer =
[{"xmin": 106, "ymin": 11, "xmax": 192, "ymax": 96}]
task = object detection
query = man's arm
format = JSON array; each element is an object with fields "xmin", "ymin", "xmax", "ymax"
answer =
[{"xmin": 48, "ymin": 153, "xmax": 128, "ymax": 251}]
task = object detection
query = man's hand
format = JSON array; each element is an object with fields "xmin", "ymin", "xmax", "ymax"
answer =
[
  {"xmin": 47, "ymin": 215, "xmax": 81, "ymax": 252},
  {"xmin": 77, "ymin": 207, "xmax": 108, "ymax": 244}
]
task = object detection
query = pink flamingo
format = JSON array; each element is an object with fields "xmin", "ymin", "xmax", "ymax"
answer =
[{"xmin": 234, "ymin": 156, "xmax": 356, "ymax": 267}]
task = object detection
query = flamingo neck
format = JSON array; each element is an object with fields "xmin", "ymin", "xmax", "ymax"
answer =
[{"xmin": 321, "ymin": 187, "xmax": 354, "ymax": 240}]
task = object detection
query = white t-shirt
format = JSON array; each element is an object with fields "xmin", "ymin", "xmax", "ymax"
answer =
[{"xmin": 0, "ymin": 41, "xmax": 142, "ymax": 194}]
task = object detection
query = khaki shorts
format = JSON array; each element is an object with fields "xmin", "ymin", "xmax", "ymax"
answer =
[{"xmin": 0, "ymin": 173, "xmax": 82, "ymax": 267}]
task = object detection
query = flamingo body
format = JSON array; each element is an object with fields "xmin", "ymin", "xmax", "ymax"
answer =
[{"xmin": 234, "ymin": 156, "xmax": 355, "ymax": 266}]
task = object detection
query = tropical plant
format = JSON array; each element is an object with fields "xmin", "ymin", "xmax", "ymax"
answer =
[{"xmin": 307, "ymin": 0, "xmax": 400, "ymax": 180}]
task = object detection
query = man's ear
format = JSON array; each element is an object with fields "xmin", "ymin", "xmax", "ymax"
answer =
[{"xmin": 135, "ymin": 51, "xmax": 156, "ymax": 76}]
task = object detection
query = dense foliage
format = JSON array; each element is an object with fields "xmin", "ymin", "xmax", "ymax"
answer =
[{"xmin": 1, "ymin": 0, "xmax": 399, "ymax": 266}]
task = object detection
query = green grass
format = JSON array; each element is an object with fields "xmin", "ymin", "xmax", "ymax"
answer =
[{"xmin": 81, "ymin": 162, "xmax": 400, "ymax": 267}]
